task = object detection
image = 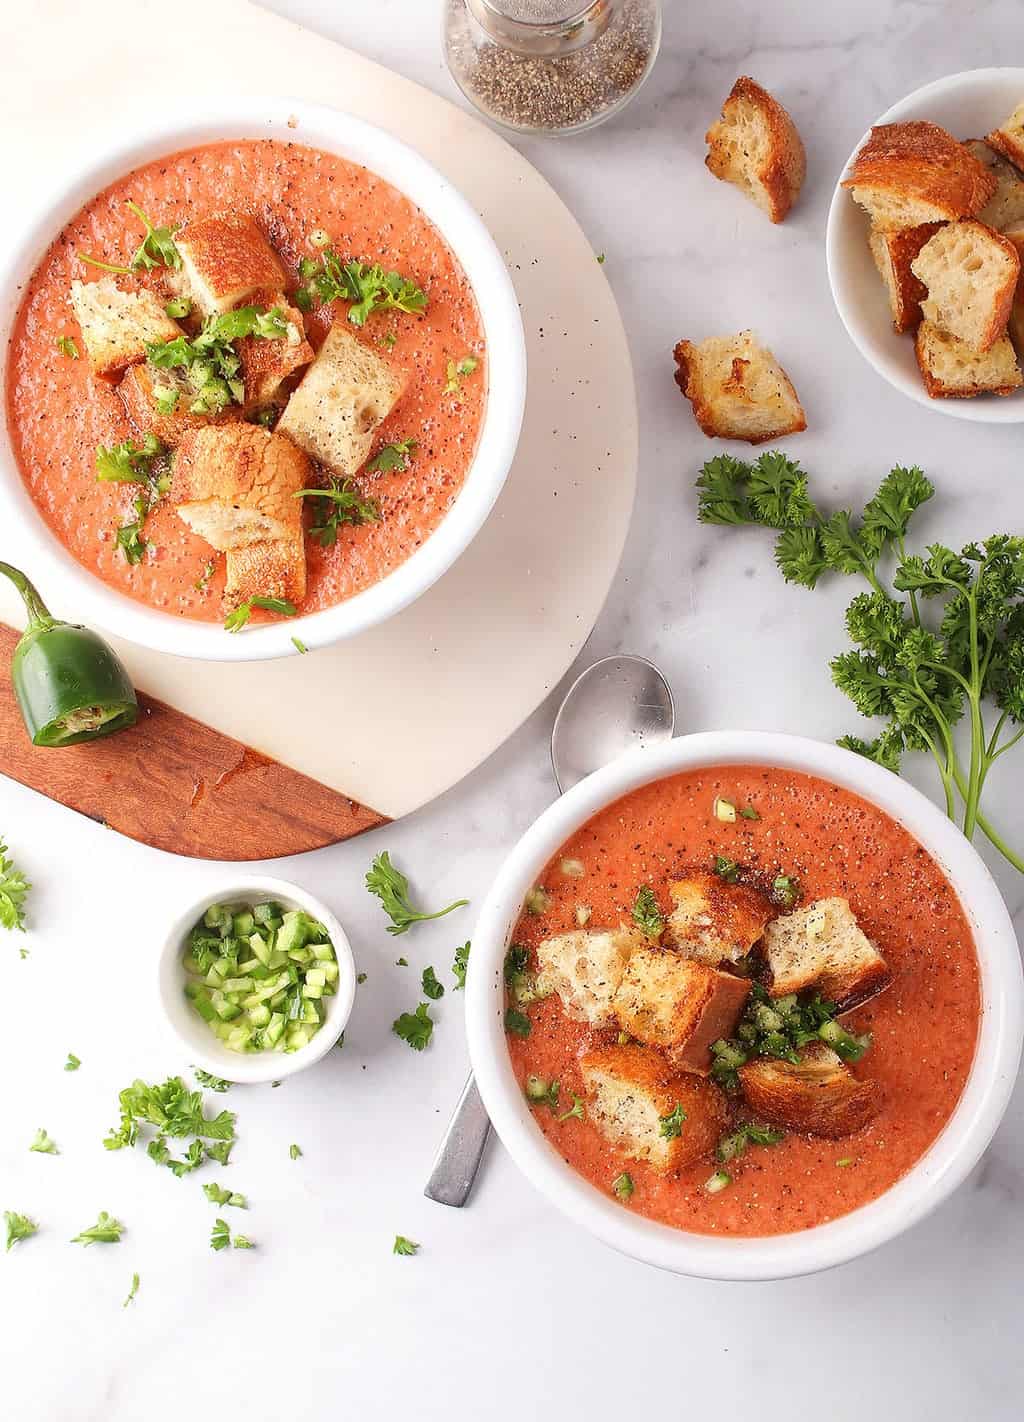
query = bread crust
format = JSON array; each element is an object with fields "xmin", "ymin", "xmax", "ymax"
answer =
[
  {"xmin": 739, "ymin": 1044, "xmax": 880, "ymax": 1139},
  {"xmin": 611, "ymin": 947, "xmax": 751, "ymax": 1074},
  {"xmin": 237, "ymin": 290, "xmax": 314, "ymax": 408},
  {"xmin": 915, "ymin": 321, "xmax": 1023, "ymax": 398},
  {"xmin": 173, "ymin": 424, "xmax": 309, "ymax": 548},
  {"xmin": 673, "ymin": 333, "xmax": 806, "ymax": 444},
  {"xmin": 986, "ymin": 102, "xmax": 1024, "ymax": 172},
  {"xmin": 868, "ymin": 222, "xmax": 942, "ymax": 333},
  {"xmin": 224, "ymin": 535, "xmax": 307, "ymax": 612},
  {"xmin": 965, "ymin": 139, "xmax": 1024, "ymax": 231},
  {"xmin": 842, "ymin": 121, "xmax": 996, "ymax": 230},
  {"xmin": 666, "ymin": 870, "xmax": 773, "ymax": 967},
  {"xmin": 177, "ymin": 214, "xmax": 286, "ymax": 315},
  {"xmin": 705, "ymin": 75, "xmax": 806, "ymax": 223},
  {"xmin": 69, "ymin": 277, "xmax": 182, "ymax": 377}
]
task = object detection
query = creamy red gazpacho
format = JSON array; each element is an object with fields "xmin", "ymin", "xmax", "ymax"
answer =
[
  {"xmin": 504, "ymin": 765, "xmax": 980, "ymax": 1237},
  {"xmin": 6, "ymin": 139, "xmax": 486, "ymax": 624}
]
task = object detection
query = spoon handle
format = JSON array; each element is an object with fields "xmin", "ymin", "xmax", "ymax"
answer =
[{"xmin": 423, "ymin": 1073, "xmax": 491, "ymax": 1207}]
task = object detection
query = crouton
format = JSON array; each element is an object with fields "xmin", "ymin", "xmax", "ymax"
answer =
[
  {"xmin": 739, "ymin": 1043, "xmax": 880, "ymax": 1138},
  {"xmin": 762, "ymin": 897, "xmax": 891, "ymax": 1010},
  {"xmin": 535, "ymin": 925, "xmax": 643, "ymax": 1028},
  {"xmin": 276, "ymin": 319, "xmax": 405, "ymax": 478},
  {"xmin": 986, "ymin": 100, "xmax": 1024, "ymax": 172},
  {"xmin": 868, "ymin": 222, "xmax": 942, "ymax": 333},
  {"xmin": 612, "ymin": 946, "xmax": 751, "ymax": 1074},
  {"xmin": 69, "ymin": 277, "xmax": 182, "ymax": 378},
  {"xmin": 118, "ymin": 363, "xmax": 245, "ymax": 447},
  {"xmin": 705, "ymin": 76, "xmax": 806, "ymax": 224},
  {"xmin": 665, "ymin": 871, "xmax": 773, "ymax": 968},
  {"xmin": 910, "ymin": 220, "xmax": 1019, "ymax": 352},
  {"xmin": 581, "ymin": 1045, "xmax": 728, "ymax": 1172},
  {"xmin": 237, "ymin": 292, "xmax": 314, "ymax": 408},
  {"xmin": 673, "ymin": 331, "xmax": 806, "ymax": 444},
  {"xmin": 841, "ymin": 122, "xmax": 996, "ymax": 231},
  {"xmin": 224, "ymin": 534, "xmax": 307, "ymax": 613},
  {"xmin": 176, "ymin": 214, "xmax": 286, "ymax": 316},
  {"xmin": 965, "ymin": 140, "xmax": 1024, "ymax": 231},
  {"xmin": 915, "ymin": 320, "xmax": 1022, "ymax": 398},
  {"xmin": 172, "ymin": 424, "xmax": 309, "ymax": 550},
  {"xmin": 998, "ymin": 224, "xmax": 1024, "ymax": 354}
]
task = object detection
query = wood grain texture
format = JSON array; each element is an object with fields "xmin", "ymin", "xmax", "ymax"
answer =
[{"xmin": 0, "ymin": 625, "xmax": 388, "ymax": 859}]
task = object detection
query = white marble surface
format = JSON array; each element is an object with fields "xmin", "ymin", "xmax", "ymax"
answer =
[{"xmin": 2, "ymin": 2, "xmax": 1023, "ymax": 1418}]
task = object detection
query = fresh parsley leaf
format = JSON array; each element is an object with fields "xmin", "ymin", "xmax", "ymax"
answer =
[
  {"xmin": 95, "ymin": 434, "xmax": 165, "ymax": 484},
  {"xmin": 504, "ymin": 1008, "xmax": 531, "ymax": 1039},
  {"xmin": 658, "ymin": 1104, "xmax": 686, "ymax": 1139},
  {"xmin": 207, "ymin": 1140, "xmax": 233, "ymax": 1167},
  {"xmin": 421, "ymin": 965, "xmax": 445, "ymax": 1000},
  {"xmin": 393, "ymin": 1235, "xmax": 419, "ymax": 1256},
  {"xmin": 445, "ymin": 355, "xmax": 478, "ymax": 395},
  {"xmin": 116, "ymin": 503, "xmax": 149, "ymax": 566},
  {"xmin": 557, "ymin": 1093, "xmax": 585, "ymax": 1123},
  {"xmin": 125, "ymin": 201, "xmax": 181, "ymax": 272},
  {"xmin": 392, "ymin": 1003, "xmax": 434, "ymax": 1051},
  {"xmin": 631, "ymin": 886, "xmax": 664, "ymax": 936},
  {"xmin": 146, "ymin": 306, "xmax": 289, "ymax": 414},
  {"xmin": 717, "ymin": 1122, "xmax": 785, "ymax": 1163},
  {"xmin": 203, "ymin": 1183, "xmax": 246, "ymax": 1208},
  {"xmin": 396, "ymin": 957, "xmax": 408, "ymax": 967},
  {"xmin": 0, "ymin": 841, "xmax": 30, "ymax": 932},
  {"xmin": 123, "ymin": 1272, "xmax": 140, "ymax": 1308},
  {"xmin": 295, "ymin": 249, "xmax": 427, "ymax": 326},
  {"xmin": 713, "ymin": 855, "xmax": 740, "ymax": 883},
  {"xmin": 224, "ymin": 596, "xmax": 297, "ymax": 632},
  {"xmin": 366, "ymin": 851, "xmax": 468, "ymax": 935},
  {"xmin": 168, "ymin": 1140, "xmax": 206, "ymax": 1178},
  {"xmin": 194, "ymin": 558, "xmax": 217, "ymax": 593},
  {"xmin": 64, "ymin": 1053, "xmax": 81, "ymax": 1072},
  {"xmin": 72, "ymin": 1211, "xmax": 124, "ymax": 1246},
  {"xmin": 612, "ymin": 1172, "xmax": 634, "ymax": 1202},
  {"xmin": 29, "ymin": 1128, "xmax": 58, "ymax": 1155},
  {"xmin": 365, "ymin": 439, "xmax": 417, "ymax": 474},
  {"xmin": 193, "ymin": 1069, "xmax": 230, "ymax": 1093},
  {"xmin": 210, "ymin": 1218, "xmax": 231, "ymax": 1251},
  {"xmin": 289, "ymin": 1144, "xmax": 302, "ymax": 1160},
  {"xmin": 452, "ymin": 941, "xmax": 470, "ymax": 990},
  {"xmin": 503, "ymin": 944, "xmax": 529, "ymax": 983},
  {"xmin": 4, "ymin": 1211, "xmax": 37, "ymax": 1251},
  {"xmin": 55, "ymin": 335, "xmax": 79, "ymax": 359},
  {"xmin": 357, "ymin": 972, "xmax": 367, "ymax": 984},
  {"xmin": 295, "ymin": 477, "xmax": 380, "ymax": 546},
  {"xmin": 104, "ymin": 1076, "xmax": 236, "ymax": 1163},
  {"xmin": 233, "ymin": 1234, "xmax": 256, "ymax": 1250}
]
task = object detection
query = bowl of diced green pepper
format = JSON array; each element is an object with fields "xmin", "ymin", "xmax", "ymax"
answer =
[{"xmin": 158, "ymin": 876, "xmax": 356, "ymax": 1083}]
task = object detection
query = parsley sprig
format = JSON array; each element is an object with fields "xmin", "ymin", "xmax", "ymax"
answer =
[
  {"xmin": 223, "ymin": 596, "xmax": 297, "ymax": 633},
  {"xmin": 366, "ymin": 851, "xmax": 468, "ymax": 935},
  {"xmin": 697, "ymin": 453, "xmax": 1024, "ymax": 872},
  {"xmin": 295, "ymin": 478, "xmax": 380, "ymax": 547},
  {"xmin": 295, "ymin": 250, "xmax": 427, "ymax": 326},
  {"xmin": 5, "ymin": 1212, "xmax": 37, "ymax": 1250},
  {"xmin": 0, "ymin": 840, "xmax": 30, "ymax": 932},
  {"xmin": 103, "ymin": 1076, "xmax": 236, "ymax": 1178},
  {"xmin": 79, "ymin": 201, "xmax": 181, "ymax": 275}
]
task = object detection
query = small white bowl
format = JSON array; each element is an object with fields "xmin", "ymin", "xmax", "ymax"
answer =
[
  {"xmin": 826, "ymin": 67, "xmax": 1024, "ymax": 423},
  {"xmin": 0, "ymin": 97, "xmax": 526, "ymax": 660},
  {"xmin": 157, "ymin": 875, "xmax": 356, "ymax": 1084},
  {"xmin": 466, "ymin": 731, "xmax": 1023, "ymax": 1280}
]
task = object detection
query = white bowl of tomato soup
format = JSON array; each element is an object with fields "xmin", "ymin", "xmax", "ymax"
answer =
[
  {"xmin": 0, "ymin": 99, "xmax": 526, "ymax": 659},
  {"xmin": 466, "ymin": 731, "xmax": 1023, "ymax": 1280}
]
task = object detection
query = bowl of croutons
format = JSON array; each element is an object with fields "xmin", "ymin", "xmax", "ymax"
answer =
[{"xmin": 827, "ymin": 68, "xmax": 1024, "ymax": 420}]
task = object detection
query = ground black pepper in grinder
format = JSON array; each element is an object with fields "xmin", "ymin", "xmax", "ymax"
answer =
[{"xmin": 443, "ymin": 0, "xmax": 662, "ymax": 136}]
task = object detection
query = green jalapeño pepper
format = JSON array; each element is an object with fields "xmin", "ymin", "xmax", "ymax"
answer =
[{"xmin": 0, "ymin": 561, "xmax": 138, "ymax": 746}]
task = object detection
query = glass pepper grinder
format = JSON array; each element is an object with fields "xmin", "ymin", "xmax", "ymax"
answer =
[{"xmin": 443, "ymin": 0, "xmax": 662, "ymax": 137}]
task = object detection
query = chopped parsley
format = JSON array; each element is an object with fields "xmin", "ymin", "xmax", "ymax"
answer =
[
  {"xmin": 123, "ymin": 1273, "xmax": 140, "ymax": 1308},
  {"xmin": 366, "ymin": 851, "xmax": 468, "ymax": 935},
  {"xmin": 525, "ymin": 1075, "xmax": 560, "ymax": 1110},
  {"xmin": 504, "ymin": 1008, "xmax": 531, "ymax": 1039},
  {"xmin": 289, "ymin": 1144, "xmax": 302, "ymax": 1161},
  {"xmin": 631, "ymin": 885, "xmax": 664, "ymax": 937},
  {"xmin": 771, "ymin": 873, "xmax": 802, "ymax": 907},
  {"xmin": 194, "ymin": 558, "xmax": 217, "ymax": 593},
  {"xmin": 95, "ymin": 434, "xmax": 165, "ymax": 485},
  {"xmin": 71, "ymin": 1211, "xmax": 124, "ymax": 1246},
  {"xmin": 0, "ymin": 841, "xmax": 30, "ymax": 932},
  {"xmin": 393, "ymin": 1235, "xmax": 419, "ymax": 1256},
  {"xmin": 503, "ymin": 944, "xmax": 529, "ymax": 982},
  {"xmin": 5, "ymin": 1211, "xmax": 38, "ymax": 1250},
  {"xmin": 103, "ymin": 1075, "xmax": 236, "ymax": 1180},
  {"xmin": 291, "ymin": 636, "xmax": 308, "ymax": 654},
  {"xmin": 557, "ymin": 1094, "xmax": 585, "ymax": 1123},
  {"xmin": 421, "ymin": 965, "xmax": 445, "ymax": 1000},
  {"xmin": 64, "ymin": 1053, "xmax": 81, "ymax": 1072},
  {"xmin": 210, "ymin": 1218, "xmax": 231, "ymax": 1251},
  {"xmin": 445, "ymin": 355, "xmax": 478, "ymax": 395},
  {"xmin": 658, "ymin": 1104, "xmax": 686, "ymax": 1139},
  {"xmin": 223, "ymin": 596, "xmax": 297, "ymax": 633},
  {"xmin": 365, "ymin": 438, "xmax": 417, "ymax": 474},
  {"xmin": 203, "ymin": 1183, "xmax": 246, "ymax": 1208},
  {"xmin": 233, "ymin": 1234, "xmax": 256, "ymax": 1250},
  {"xmin": 293, "ymin": 249, "xmax": 427, "ymax": 326},
  {"xmin": 116, "ymin": 496, "xmax": 150, "ymax": 565},
  {"xmin": 193, "ymin": 1069, "xmax": 230, "ymax": 1093},
  {"xmin": 713, "ymin": 854, "xmax": 741, "ymax": 883},
  {"xmin": 392, "ymin": 1002, "xmax": 434, "ymax": 1051},
  {"xmin": 55, "ymin": 335, "xmax": 79, "ymax": 359},
  {"xmin": 295, "ymin": 477, "xmax": 380, "ymax": 547},
  {"xmin": 716, "ymin": 1122, "xmax": 785, "ymax": 1163},
  {"xmin": 146, "ymin": 305, "xmax": 292, "ymax": 415},
  {"xmin": 29, "ymin": 1128, "xmax": 58, "ymax": 1155},
  {"xmin": 125, "ymin": 202, "xmax": 182, "ymax": 272},
  {"xmin": 612, "ymin": 1172, "xmax": 634, "ymax": 1202},
  {"xmin": 452, "ymin": 941, "xmax": 470, "ymax": 990}
]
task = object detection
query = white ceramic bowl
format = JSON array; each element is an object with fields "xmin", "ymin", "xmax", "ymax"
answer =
[
  {"xmin": 0, "ymin": 98, "xmax": 526, "ymax": 660},
  {"xmin": 466, "ymin": 731, "xmax": 1023, "ymax": 1280},
  {"xmin": 826, "ymin": 67, "xmax": 1024, "ymax": 423},
  {"xmin": 157, "ymin": 875, "xmax": 356, "ymax": 1084}
]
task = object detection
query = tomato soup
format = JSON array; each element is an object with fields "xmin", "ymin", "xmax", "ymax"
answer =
[
  {"xmin": 506, "ymin": 765, "xmax": 981, "ymax": 1237},
  {"xmin": 5, "ymin": 140, "xmax": 486, "ymax": 620}
]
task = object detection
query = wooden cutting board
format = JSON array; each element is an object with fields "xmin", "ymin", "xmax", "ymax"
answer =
[{"xmin": 0, "ymin": 0, "xmax": 638, "ymax": 850}]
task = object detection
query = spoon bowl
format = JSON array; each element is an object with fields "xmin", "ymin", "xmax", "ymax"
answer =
[{"xmin": 550, "ymin": 654, "xmax": 675, "ymax": 793}]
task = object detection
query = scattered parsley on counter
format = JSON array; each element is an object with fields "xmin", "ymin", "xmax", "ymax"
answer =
[
  {"xmin": 393, "ymin": 1003, "xmax": 434, "ymax": 1051},
  {"xmin": 421, "ymin": 966, "xmax": 445, "ymax": 1000},
  {"xmin": 596, "ymin": 252, "xmax": 606, "ymax": 264},
  {"xmin": 123, "ymin": 1273, "xmax": 140, "ymax": 1308},
  {"xmin": 64, "ymin": 1053, "xmax": 81, "ymax": 1072},
  {"xmin": 357, "ymin": 972, "xmax": 368, "ymax": 984},
  {"xmin": 224, "ymin": 596, "xmax": 297, "ymax": 633},
  {"xmin": 233, "ymin": 1234, "xmax": 256, "ymax": 1250},
  {"xmin": 396, "ymin": 957, "xmax": 408, "ymax": 967},
  {"xmin": 210, "ymin": 1218, "xmax": 231, "ymax": 1252},
  {"xmin": 103, "ymin": 1076, "xmax": 236, "ymax": 1180},
  {"xmin": 55, "ymin": 335, "xmax": 79, "ymax": 359},
  {"xmin": 366, "ymin": 851, "xmax": 468, "ymax": 935},
  {"xmin": 445, "ymin": 355, "xmax": 478, "ymax": 395},
  {"xmin": 452, "ymin": 941, "xmax": 470, "ymax": 990},
  {"xmin": 4, "ymin": 1211, "xmax": 37, "ymax": 1250},
  {"xmin": 29, "ymin": 1128, "xmax": 58, "ymax": 1155},
  {"xmin": 203, "ymin": 1183, "xmax": 246, "ymax": 1208},
  {"xmin": 658, "ymin": 1104, "xmax": 686, "ymax": 1140},
  {"xmin": 193, "ymin": 1069, "xmax": 230, "ymax": 1094},
  {"xmin": 503, "ymin": 1008, "xmax": 531, "ymax": 1039},
  {"xmin": 631, "ymin": 885, "xmax": 664, "ymax": 937},
  {"xmin": 366, "ymin": 438, "xmax": 417, "ymax": 474},
  {"xmin": 289, "ymin": 1144, "xmax": 302, "ymax": 1161},
  {"xmin": 0, "ymin": 840, "xmax": 30, "ymax": 932},
  {"xmin": 393, "ymin": 1235, "xmax": 419, "ymax": 1257},
  {"xmin": 72, "ymin": 1212, "xmax": 124, "ymax": 1246}
]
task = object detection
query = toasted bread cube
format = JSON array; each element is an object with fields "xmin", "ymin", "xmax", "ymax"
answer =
[
  {"xmin": 674, "ymin": 331, "xmax": 805, "ymax": 445},
  {"xmin": 665, "ymin": 871, "xmax": 773, "ymax": 968},
  {"xmin": 965, "ymin": 140, "xmax": 1024, "ymax": 231},
  {"xmin": 224, "ymin": 534, "xmax": 307, "ymax": 613},
  {"xmin": 763, "ymin": 897, "xmax": 890, "ymax": 1010},
  {"xmin": 998, "ymin": 224, "xmax": 1024, "ymax": 355},
  {"xmin": 173, "ymin": 424, "xmax": 309, "ymax": 550},
  {"xmin": 69, "ymin": 277, "xmax": 182, "ymax": 378},
  {"xmin": 910, "ymin": 220, "xmax": 1019, "ymax": 352},
  {"xmin": 705, "ymin": 76, "xmax": 805, "ymax": 224},
  {"xmin": 535, "ymin": 926, "xmax": 641, "ymax": 1028},
  {"xmin": 176, "ymin": 214, "xmax": 285, "ymax": 316},
  {"xmin": 868, "ymin": 222, "xmax": 942, "ymax": 333},
  {"xmin": 612, "ymin": 947, "xmax": 750, "ymax": 1074},
  {"xmin": 739, "ymin": 1043, "xmax": 880, "ymax": 1138},
  {"xmin": 277, "ymin": 319, "xmax": 405, "ymax": 478},
  {"xmin": 238, "ymin": 292, "xmax": 314, "ymax": 408},
  {"xmin": 119, "ymin": 363, "xmax": 245, "ymax": 447},
  {"xmin": 841, "ymin": 122, "xmax": 995, "ymax": 231},
  {"xmin": 581, "ymin": 1045, "xmax": 728, "ymax": 1172},
  {"xmin": 986, "ymin": 100, "xmax": 1024, "ymax": 173},
  {"xmin": 915, "ymin": 320, "xmax": 1022, "ymax": 398}
]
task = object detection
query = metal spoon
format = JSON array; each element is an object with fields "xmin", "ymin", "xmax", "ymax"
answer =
[{"xmin": 424, "ymin": 655, "xmax": 675, "ymax": 1207}]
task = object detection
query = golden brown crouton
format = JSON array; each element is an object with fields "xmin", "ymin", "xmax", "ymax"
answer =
[
  {"xmin": 581, "ymin": 1045, "xmax": 728, "ymax": 1172},
  {"xmin": 915, "ymin": 320, "xmax": 1022, "ymax": 398},
  {"xmin": 705, "ymin": 76, "xmax": 806, "ymax": 224},
  {"xmin": 1001, "ymin": 224, "xmax": 1024, "ymax": 354},
  {"xmin": 612, "ymin": 947, "xmax": 750, "ymax": 1074},
  {"xmin": 665, "ymin": 871, "xmax": 773, "ymax": 968},
  {"xmin": 868, "ymin": 222, "xmax": 942, "ymax": 333},
  {"xmin": 172, "ymin": 424, "xmax": 309, "ymax": 550},
  {"xmin": 535, "ymin": 926, "xmax": 642, "ymax": 1028},
  {"xmin": 277, "ymin": 319, "xmax": 406, "ymax": 478},
  {"xmin": 986, "ymin": 100, "xmax": 1024, "ymax": 173},
  {"xmin": 841, "ymin": 122, "xmax": 996, "ymax": 231},
  {"xmin": 674, "ymin": 332, "xmax": 806, "ymax": 444},
  {"xmin": 118, "ymin": 363, "xmax": 245, "ymax": 447},
  {"xmin": 177, "ymin": 214, "xmax": 286, "ymax": 316},
  {"xmin": 224, "ymin": 535, "xmax": 307, "ymax": 613},
  {"xmin": 237, "ymin": 292, "xmax": 314, "ymax": 409},
  {"xmin": 739, "ymin": 1044, "xmax": 880, "ymax": 1138},
  {"xmin": 762, "ymin": 897, "xmax": 891, "ymax": 1010},
  {"xmin": 910, "ymin": 220, "xmax": 1020, "ymax": 352},
  {"xmin": 965, "ymin": 140, "xmax": 1024, "ymax": 231},
  {"xmin": 69, "ymin": 277, "xmax": 182, "ymax": 378}
]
